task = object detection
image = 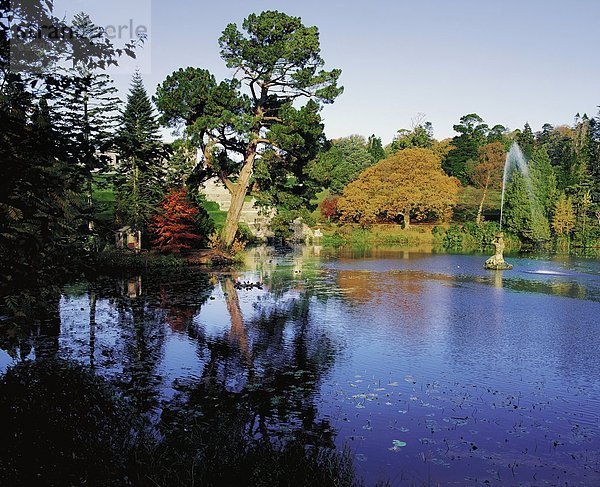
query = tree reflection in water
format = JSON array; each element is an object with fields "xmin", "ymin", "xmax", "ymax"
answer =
[
  {"xmin": 170, "ymin": 275, "xmax": 338, "ymax": 443},
  {"xmin": 153, "ymin": 275, "xmax": 349, "ymax": 485},
  {"xmin": 0, "ymin": 268, "xmax": 368, "ymax": 486}
]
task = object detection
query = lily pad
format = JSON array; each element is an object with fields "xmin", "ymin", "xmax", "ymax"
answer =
[{"xmin": 392, "ymin": 440, "xmax": 407, "ymax": 448}]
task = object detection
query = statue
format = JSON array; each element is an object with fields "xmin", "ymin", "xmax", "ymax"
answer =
[{"xmin": 484, "ymin": 232, "xmax": 513, "ymax": 270}]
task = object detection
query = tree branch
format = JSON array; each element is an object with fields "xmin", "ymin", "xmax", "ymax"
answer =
[{"xmin": 218, "ymin": 170, "xmax": 234, "ymax": 193}]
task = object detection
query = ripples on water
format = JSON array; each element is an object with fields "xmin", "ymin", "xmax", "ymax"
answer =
[{"xmin": 1, "ymin": 246, "xmax": 599, "ymax": 485}]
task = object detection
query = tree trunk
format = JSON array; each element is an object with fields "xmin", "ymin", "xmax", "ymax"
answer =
[
  {"xmin": 222, "ymin": 153, "xmax": 255, "ymax": 248},
  {"xmin": 89, "ymin": 289, "xmax": 96, "ymax": 369},
  {"xmin": 132, "ymin": 158, "xmax": 139, "ymax": 230},
  {"xmin": 403, "ymin": 213, "xmax": 410, "ymax": 229},
  {"xmin": 476, "ymin": 184, "xmax": 488, "ymax": 225}
]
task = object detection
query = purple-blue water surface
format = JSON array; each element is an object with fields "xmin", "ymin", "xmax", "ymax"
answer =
[{"xmin": 1, "ymin": 247, "xmax": 598, "ymax": 485}]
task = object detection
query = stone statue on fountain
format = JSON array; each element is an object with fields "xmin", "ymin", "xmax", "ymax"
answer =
[{"xmin": 484, "ymin": 232, "xmax": 513, "ymax": 270}]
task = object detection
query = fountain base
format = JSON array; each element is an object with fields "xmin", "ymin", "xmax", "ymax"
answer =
[
  {"xmin": 484, "ymin": 255, "xmax": 513, "ymax": 270},
  {"xmin": 484, "ymin": 232, "xmax": 512, "ymax": 270}
]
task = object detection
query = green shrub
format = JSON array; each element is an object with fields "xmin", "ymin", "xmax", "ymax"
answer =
[
  {"xmin": 237, "ymin": 222, "xmax": 257, "ymax": 244},
  {"xmin": 439, "ymin": 222, "xmax": 521, "ymax": 251}
]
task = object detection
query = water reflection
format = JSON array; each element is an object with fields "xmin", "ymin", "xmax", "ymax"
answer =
[{"xmin": 0, "ymin": 248, "xmax": 599, "ymax": 485}]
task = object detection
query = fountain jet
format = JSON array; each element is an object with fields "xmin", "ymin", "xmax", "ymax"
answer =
[{"xmin": 485, "ymin": 142, "xmax": 532, "ymax": 270}]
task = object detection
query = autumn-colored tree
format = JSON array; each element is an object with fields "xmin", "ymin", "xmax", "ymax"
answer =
[
  {"xmin": 430, "ymin": 138, "xmax": 455, "ymax": 161},
  {"xmin": 472, "ymin": 142, "xmax": 505, "ymax": 224},
  {"xmin": 319, "ymin": 195, "xmax": 340, "ymax": 221},
  {"xmin": 552, "ymin": 193, "xmax": 576, "ymax": 236},
  {"xmin": 151, "ymin": 188, "xmax": 202, "ymax": 254},
  {"xmin": 338, "ymin": 148, "xmax": 460, "ymax": 228}
]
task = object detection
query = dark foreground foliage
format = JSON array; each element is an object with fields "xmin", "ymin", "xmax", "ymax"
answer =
[
  {"xmin": 0, "ymin": 360, "xmax": 135, "ymax": 486},
  {"xmin": 0, "ymin": 359, "xmax": 382, "ymax": 487}
]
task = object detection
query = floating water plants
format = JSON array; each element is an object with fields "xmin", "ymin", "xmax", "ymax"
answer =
[{"xmin": 389, "ymin": 439, "xmax": 407, "ymax": 451}]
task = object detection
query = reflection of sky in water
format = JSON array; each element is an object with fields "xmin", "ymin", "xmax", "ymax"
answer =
[
  {"xmin": 0, "ymin": 349, "xmax": 14, "ymax": 372},
  {"xmin": 1, "ymin": 249, "xmax": 599, "ymax": 485},
  {"xmin": 307, "ymin": 251, "xmax": 600, "ymax": 484}
]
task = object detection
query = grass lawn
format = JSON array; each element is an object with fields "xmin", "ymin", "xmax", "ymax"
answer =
[
  {"xmin": 92, "ymin": 174, "xmax": 229, "ymax": 235},
  {"xmin": 201, "ymin": 199, "xmax": 228, "ymax": 231},
  {"xmin": 92, "ymin": 173, "xmax": 116, "ymax": 226}
]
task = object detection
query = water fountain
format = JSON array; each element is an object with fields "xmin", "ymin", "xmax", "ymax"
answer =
[
  {"xmin": 484, "ymin": 142, "xmax": 531, "ymax": 270},
  {"xmin": 484, "ymin": 232, "xmax": 512, "ymax": 270}
]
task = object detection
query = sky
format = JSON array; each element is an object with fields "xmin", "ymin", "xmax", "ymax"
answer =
[{"xmin": 53, "ymin": 0, "xmax": 600, "ymax": 143}]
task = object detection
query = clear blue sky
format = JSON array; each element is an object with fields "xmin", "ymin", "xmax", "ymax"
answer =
[{"xmin": 55, "ymin": 0, "xmax": 600, "ymax": 142}]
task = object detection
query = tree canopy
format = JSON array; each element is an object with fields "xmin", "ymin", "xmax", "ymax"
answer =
[
  {"xmin": 389, "ymin": 120, "xmax": 434, "ymax": 153},
  {"xmin": 155, "ymin": 10, "xmax": 342, "ymax": 247},
  {"xmin": 305, "ymin": 135, "xmax": 375, "ymax": 194},
  {"xmin": 115, "ymin": 71, "xmax": 164, "ymax": 231},
  {"xmin": 442, "ymin": 113, "xmax": 489, "ymax": 184},
  {"xmin": 338, "ymin": 148, "xmax": 460, "ymax": 227}
]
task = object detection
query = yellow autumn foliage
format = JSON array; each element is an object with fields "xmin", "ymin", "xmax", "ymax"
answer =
[{"xmin": 338, "ymin": 148, "xmax": 460, "ymax": 226}]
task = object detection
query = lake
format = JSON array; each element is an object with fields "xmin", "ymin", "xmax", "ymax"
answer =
[{"xmin": 1, "ymin": 246, "xmax": 599, "ymax": 485}]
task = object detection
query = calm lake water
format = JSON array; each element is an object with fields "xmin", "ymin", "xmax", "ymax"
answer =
[{"xmin": 1, "ymin": 246, "xmax": 599, "ymax": 485}]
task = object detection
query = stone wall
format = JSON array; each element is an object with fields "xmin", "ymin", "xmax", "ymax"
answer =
[{"xmin": 200, "ymin": 178, "xmax": 274, "ymax": 239}]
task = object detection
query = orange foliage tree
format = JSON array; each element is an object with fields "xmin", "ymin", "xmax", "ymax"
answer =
[
  {"xmin": 150, "ymin": 188, "xmax": 202, "ymax": 254},
  {"xmin": 472, "ymin": 142, "xmax": 505, "ymax": 224},
  {"xmin": 337, "ymin": 148, "xmax": 460, "ymax": 227}
]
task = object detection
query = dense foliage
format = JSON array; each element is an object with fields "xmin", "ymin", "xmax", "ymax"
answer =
[
  {"xmin": 0, "ymin": 359, "xmax": 135, "ymax": 486},
  {"xmin": 306, "ymin": 135, "xmax": 377, "ymax": 194},
  {"xmin": 114, "ymin": 71, "xmax": 165, "ymax": 232},
  {"xmin": 155, "ymin": 10, "xmax": 343, "ymax": 247},
  {"xmin": 151, "ymin": 188, "xmax": 203, "ymax": 254},
  {"xmin": 0, "ymin": 1, "xmax": 140, "ymax": 300},
  {"xmin": 338, "ymin": 148, "xmax": 460, "ymax": 227}
]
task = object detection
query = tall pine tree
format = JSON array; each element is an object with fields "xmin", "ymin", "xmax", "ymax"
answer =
[
  {"xmin": 516, "ymin": 122, "xmax": 535, "ymax": 159},
  {"xmin": 115, "ymin": 71, "xmax": 164, "ymax": 233},
  {"xmin": 590, "ymin": 110, "xmax": 600, "ymax": 204},
  {"xmin": 367, "ymin": 135, "xmax": 386, "ymax": 162}
]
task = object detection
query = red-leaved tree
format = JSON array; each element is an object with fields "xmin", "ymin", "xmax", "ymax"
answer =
[
  {"xmin": 319, "ymin": 196, "xmax": 340, "ymax": 222},
  {"xmin": 151, "ymin": 188, "xmax": 202, "ymax": 254}
]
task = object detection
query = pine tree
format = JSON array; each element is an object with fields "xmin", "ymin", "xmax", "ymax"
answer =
[
  {"xmin": 517, "ymin": 122, "xmax": 535, "ymax": 159},
  {"xmin": 442, "ymin": 114, "xmax": 488, "ymax": 184},
  {"xmin": 115, "ymin": 71, "xmax": 164, "ymax": 231},
  {"xmin": 589, "ymin": 112, "xmax": 600, "ymax": 204},
  {"xmin": 367, "ymin": 135, "xmax": 386, "ymax": 162},
  {"xmin": 504, "ymin": 171, "xmax": 551, "ymax": 243},
  {"xmin": 536, "ymin": 123, "xmax": 554, "ymax": 146},
  {"xmin": 53, "ymin": 13, "xmax": 121, "ymax": 249},
  {"xmin": 150, "ymin": 188, "xmax": 202, "ymax": 254},
  {"xmin": 54, "ymin": 13, "xmax": 120, "ymax": 179},
  {"xmin": 529, "ymin": 147, "xmax": 558, "ymax": 215},
  {"xmin": 165, "ymin": 138, "xmax": 197, "ymax": 188},
  {"xmin": 116, "ymin": 70, "xmax": 162, "ymax": 162}
]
